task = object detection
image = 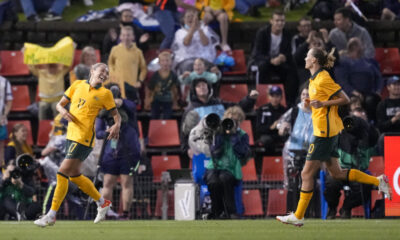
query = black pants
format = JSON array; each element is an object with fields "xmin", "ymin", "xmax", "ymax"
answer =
[
  {"xmin": 324, "ymin": 174, "xmax": 372, "ymax": 212},
  {"xmin": 0, "ymin": 196, "xmax": 41, "ymax": 220},
  {"xmin": 204, "ymin": 169, "xmax": 238, "ymax": 217}
]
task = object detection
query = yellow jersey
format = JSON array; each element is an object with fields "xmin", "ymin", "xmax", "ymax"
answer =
[
  {"xmin": 309, "ymin": 69, "xmax": 343, "ymax": 138},
  {"xmin": 64, "ymin": 80, "xmax": 116, "ymax": 147}
]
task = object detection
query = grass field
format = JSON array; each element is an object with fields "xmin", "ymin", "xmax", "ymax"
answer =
[{"xmin": 1, "ymin": 219, "xmax": 400, "ymax": 240}]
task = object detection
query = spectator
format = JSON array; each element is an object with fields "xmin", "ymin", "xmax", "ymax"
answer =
[
  {"xmin": 71, "ymin": 46, "xmax": 97, "ymax": 83},
  {"xmin": 234, "ymin": 0, "xmax": 263, "ymax": 17},
  {"xmin": 329, "ymin": 7, "xmax": 375, "ymax": 59},
  {"xmin": 204, "ymin": 106, "xmax": 251, "ymax": 219},
  {"xmin": 0, "ymin": 56, "xmax": 13, "ymax": 169},
  {"xmin": 324, "ymin": 107, "xmax": 378, "ymax": 219},
  {"xmin": 196, "ymin": 0, "xmax": 234, "ymax": 52},
  {"xmin": 291, "ymin": 17, "xmax": 312, "ymax": 55},
  {"xmin": 28, "ymin": 63, "xmax": 70, "ymax": 120},
  {"xmin": 96, "ymin": 83, "xmax": 141, "ymax": 220},
  {"xmin": 0, "ymin": 159, "xmax": 41, "ymax": 220},
  {"xmin": 335, "ymin": 37, "xmax": 382, "ymax": 122},
  {"xmin": 381, "ymin": 0, "xmax": 400, "ymax": 20},
  {"xmin": 108, "ymin": 26, "xmax": 147, "ymax": 102},
  {"xmin": 102, "ymin": 8, "xmax": 150, "ymax": 62},
  {"xmin": 154, "ymin": 0, "xmax": 198, "ymax": 50},
  {"xmin": 179, "ymin": 58, "xmax": 221, "ymax": 100},
  {"xmin": 5, "ymin": 124, "xmax": 33, "ymax": 166},
  {"xmin": 307, "ymin": 0, "xmax": 342, "ymax": 21},
  {"xmin": 171, "ymin": 9, "xmax": 219, "ymax": 73},
  {"xmin": 146, "ymin": 51, "xmax": 181, "ymax": 119},
  {"xmin": 19, "ymin": 0, "xmax": 67, "ymax": 22},
  {"xmin": 250, "ymin": 10, "xmax": 298, "ymax": 105},
  {"xmin": 255, "ymin": 85, "xmax": 287, "ymax": 154},
  {"xmin": 376, "ymin": 76, "xmax": 400, "ymax": 155}
]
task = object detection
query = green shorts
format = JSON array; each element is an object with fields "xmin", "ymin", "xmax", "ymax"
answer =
[
  {"xmin": 65, "ymin": 140, "xmax": 93, "ymax": 161},
  {"xmin": 306, "ymin": 135, "xmax": 339, "ymax": 162}
]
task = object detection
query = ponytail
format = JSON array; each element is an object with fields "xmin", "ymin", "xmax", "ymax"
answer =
[{"xmin": 311, "ymin": 48, "xmax": 336, "ymax": 69}]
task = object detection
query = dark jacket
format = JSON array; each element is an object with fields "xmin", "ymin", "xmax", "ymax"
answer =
[
  {"xmin": 256, "ymin": 103, "xmax": 287, "ymax": 137},
  {"xmin": 250, "ymin": 25, "xmax": 293, "ymax": 65},
  {"xmin": 376, "ymin": 97, "xmax": 400, "ymax": 133}
]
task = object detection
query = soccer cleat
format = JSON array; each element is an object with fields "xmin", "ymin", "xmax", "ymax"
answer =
[
  {"xmin": 378, "ymin": 175, "xmax": 392, "ymax": 200},
  {"xmin": 94, "ymin": 199, "xmax": 112, "ymax": 224},
  {"xmin": 276, "ymin": 212, "xmax": 304, "ymax": 227},
  {"xmin": 34, "ymin": 215, "xmax": 56, "ymax": 227}
]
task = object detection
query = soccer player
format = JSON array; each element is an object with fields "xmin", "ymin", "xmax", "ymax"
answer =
[
  {"xmin": 276, "ymin": 48, "xmax": 392, "ymax": 227},
  {"xmin": 34, "ymin": 63, "xmax": 121, "ymax": 227}
]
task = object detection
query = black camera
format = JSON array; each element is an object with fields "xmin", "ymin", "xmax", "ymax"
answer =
[
  {"xmin": 10, "ymin": 168, "xmax": 22, "ymax": 179},
  {"xmin": 343, "ymin": 116, "xmax": 368, "ymax": 140},
  {"xmin": 221, "ymin": 118, "xmax": 236, "ymax": 134},
  {"xmin": 204, "ymin": 113, "xmax": 221, "ymax": 131}
]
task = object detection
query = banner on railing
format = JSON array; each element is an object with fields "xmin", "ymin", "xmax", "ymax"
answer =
[{"xmin": 384, "ymin": 135, "xmax": 400, "ymax": 216}]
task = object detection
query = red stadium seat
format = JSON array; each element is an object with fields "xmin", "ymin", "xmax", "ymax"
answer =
[
  {"xmin": 240, "ymin": 120, "xmax": 254, "ymax": 146},
  {"xmin": 266, "ymin": 189, "xmax": 287, "ymax": 216},
  {"xmin": 11, "ymin": 85, "xmax": 31, "ymax": 112},
  {"xmin": 151, "ymin": 155, "xmax": 181, "ymax": 182},
  {"xmin": 72, "ymin": 49, "xmax": 101, "ymax": 68},
  {"xmin": 154, "ymin": 190, "xmax": 174, "ymax": 217},
  {"xmin": 242, "ymin": 158, "xmax": 257, "ymax": 181},
  {"xmin": 221, "ymin": 49, "xmax": 247, "ymax": 76},
  {"xmin": 36, "ymin": 120, "xmax": 53, "ymax": 147},
  {"xmin": 7, "ymin": 120, "xmax": 34, "ymax": 145},
  {"xmin": 242, "ymin": 190, "xmax": 264, "ymax": 216},
  {"xmin": 144, "ymin": 48, "xmax": 158, "ymax": 63},
  {"xmin": 261, "ymin": 156, "xmax": 284, "ymax": 182},
  {"xmin": 0, "ymin": 51, "xmax": 30, "ymax": 76},
  {"xmin": 368, "ymin": 156, "xmax": 384, "ymax": 176},
  {"xmin": 375, "ymin": 48, "xmax": 400, "ymax": 75},
  {"xmin": 255, "ymin": 84, "xmax": 287, "ymax": 108},
  {"xmin": 147, "ymin": 120, "xmax": 180, "ymax": 147},
  {"xmin": 219, "ymin": 84, "xmax": 248, "ymax": 103}
]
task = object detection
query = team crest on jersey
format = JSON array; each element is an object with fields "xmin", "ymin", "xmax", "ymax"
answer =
[{"xmin": 94, "ymin": 96, "xmax": 99, "ymax": 101}]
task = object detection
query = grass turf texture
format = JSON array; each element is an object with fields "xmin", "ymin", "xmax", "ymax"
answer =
[{"xmin": 1, "ymin": 219, "xmax": 399, "ymax": 240}]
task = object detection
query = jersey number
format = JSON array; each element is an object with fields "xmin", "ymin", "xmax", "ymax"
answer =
[{"xmin": 77, "ymin": 98, "xmax": 86, "ymax": 109}]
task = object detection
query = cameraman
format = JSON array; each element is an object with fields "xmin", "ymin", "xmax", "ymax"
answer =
[
  {"xmin": 0, "ymin": 159, "xmax": 41, "ymax": 220},
  {"xmin": 203, "ymin": 106, "xmax": 251, "ymax": 219},
  {"xmin": 324, "ymin": 107, "xmax": 379, "ymax": 219},
  {"xmin": 96, "ymin": 83, "xmax": 141, "ymax": 219}
]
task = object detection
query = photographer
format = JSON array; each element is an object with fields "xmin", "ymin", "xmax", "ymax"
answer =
[
  {"xmin": 324, "ymin": 107, "xmax": 379, "ymax": 219},
  {"xmin": 0, "ymin": 158, "xmax": 41, "ymax": 220},
  {"xmin": 96, "ymin": 83, "xmax": 141, "ymax": 220},
  {"xmin": 202, "ymin": 106, "xmax": 251, "ymax": 219}
]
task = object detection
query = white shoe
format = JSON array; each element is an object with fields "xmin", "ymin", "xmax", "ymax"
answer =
[
  {"xmin": 276, "ymin": 212, "xmax": 304, "ymax": 227},
  {"xmin": 378, "ymin": 175, "xmax": 392, "ymax": 200},
  {"xmin": 83, "ymin": 0, "xmax": 93, "ymax": 6},
  {"xmin": 34, "ymin": 215, "xmax": 56, "ymax": 227},
  {"xmin": 94, "ymin": 199, "xmax": 112, "ymax": 224}
]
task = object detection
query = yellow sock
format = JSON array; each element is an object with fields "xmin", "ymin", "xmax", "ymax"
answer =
[
  {"xmin": 348, "ymin": 169, "xmax": 379, "ymax": 186},
  {"xmin": 70, "ymin": 174, "xmax": 101, "ymax": 201},
  {"xmin": 294, "ymin": 190, "xmax": 313, "ymax": 220},
  {"xmin": 50, "ymin": 172, "xmax": 69, "ymax": 212}
]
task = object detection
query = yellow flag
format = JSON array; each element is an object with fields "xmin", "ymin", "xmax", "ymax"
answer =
[{"xmin": 24, "ymin": 36, "xmax": 74, "ymax": 66}]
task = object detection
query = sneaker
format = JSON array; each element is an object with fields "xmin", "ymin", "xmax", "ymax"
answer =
[
  {"xmin": 43, "ymin": 13, "xmax": 62, "ymax": 21},
  {"xmin": 94, "ymin": 199, "xmax": 112, "ymax": 224},
  {"xmin": 276, "ymin": 212, "xmax": 304, "ymax": 227},
  {"xmin": 378, "ymin": 175, "xmax": 392, "ymax": 200},
  {"xmin": 34, "ymin": 215, "xmax": 56, "ymax": 227},
  {"xmin": 83, "ymin": 0, "xmax": 94, "ymax": 6},
  {"xmin": 27, "ymin": 14, "xmax": 41, "ymax": 22}
]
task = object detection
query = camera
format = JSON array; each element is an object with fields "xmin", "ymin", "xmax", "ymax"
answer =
[
  {"xmin": 10, "ymin": 168, "xmax": 22, "ymax": 179},
  {"xmin": 8, "ymin": 154, "xmax": 38, "ymax": 180},
  {"xmin": 221, "ymin": 118, "xmax": 236, "ymax": 134},
  {"xmin": 343, "ymin": 116, "xmax": 368, "ymax": 140},
  {"xmin": 204, "ymin": 113, "xmax": 221, "ymax": 131}
]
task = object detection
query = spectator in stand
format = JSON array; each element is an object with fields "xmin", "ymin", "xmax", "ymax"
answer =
[
  {"xmin": 381, "ymin": 0, "xmax": 400, "ymax": 20},
  {"xmin": 335, "ymin": 37, "xmax": 382, "ymax": 123},
  {"xmin": 102, "ymin": 8, "xmax": 150, "ymax": 62},
  {"xmin": 154, "ymin": 0, "xmax": 198, "ymax": 50},
  {"xmin": 329, "ymin": 7, "xmax": 375, "ymax": 59},
  {"xmin": 291, "ymin": 17, "xmax": 312, "ymax": 55},
  {"xmin": 71, "ymin": 46, "xmax": 97, "ymax": 83},
  {"xmin": 250, "ymin": 10, "xmax": 298, "ymax": 106},
  {"xmin": 5, "ymin": 124, "xmax": 33, "ymax": 166},
  {"xmin": 0, "ymin": 56, "xmax": 12, "ymax": 170},
  {"xmin": 19, "ymin": 0, "xmax": 67, "ymax": 22},
  {"xmin": 171, "ymin": 9, "xmax": 219, "ymax": 73},
  {"xmin": 324, "ymin": 107, "xmax": 378, "ymax": 219},
  {"xmin": 255, "ymin": 85, "xmax": 287, "ymax": 154},
  {"xmin": 234, "ymin": 0, "xmax": 263, "ymax": 17},
  {"xmin": 196, "ymin": 0, "xmax": 234, "ymax": 52},
  {"xmin": 376, "ymin": 76, "xmax": 400, "ymax": 155},
  {"xmin": 108, "ymin": 26, "xmax": 147, "ymax": 102},
  {"xmin": 28, "ymin": 63, "xmax": 70, "ymax": 120},
  {"xmin": 146, "ymin": 51, "xmax": 181, "ymax": 119}
]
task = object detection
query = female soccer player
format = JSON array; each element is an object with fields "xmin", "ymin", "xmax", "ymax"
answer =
[
  {"xmin": 34, "ymin": 63, "xmax": 121, "ymax": 227},
  {"xmin": 276, "ymin": 48, "xmax": 392, "ymax": 227}
]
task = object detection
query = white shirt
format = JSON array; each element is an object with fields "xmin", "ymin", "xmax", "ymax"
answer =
[
  {"xmin": 0, "ymin": 76, "xmax": 12, "ymax": 117},
  {"xmin": 270, "ymin": 33, "xmax": 282, "ymax": 58}
]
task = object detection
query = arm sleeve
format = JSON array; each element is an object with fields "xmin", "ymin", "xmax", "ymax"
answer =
[
  {"xmin": 4, "ymin": 146, "xmax": 16, "ymax": 163},
  {"xmin": 95, "ymin": 117, "xmax": 107, "ymax": 139},
  {"xmin": 231, "ymin": 133, "xmax": 250, "ymax": 162},
  {"xmin": 5, "ymin": 80, "xmax": 13, "ymax": 101},
  {"xmin": 138, "ymin": 51, "xmax": 147, "ymax": 82},
  {"xmin": 108, "ymin": 47, "xmax": 116, "ymax": 76},
  {"xmin": 103, "ymin": 90, "xmax": 117, "ymax": 111},
  {"xmin": 63, "ymin": 80, "xmax": 79, "ymax": 100},
  {"xmin": 237, "ymin": 96, "xmax": 256, "ymax": 112},
  {"xmin": 361, "ymin": 29, "xmax": 375, "ymax": 59},
  {"xmin": 320, "ymin": 75, "xmax": 342, "ymax": 99},
  {"xmin": 335, "ymin": 60, "xmax": 354, "ymax": 95},
  {"xmin": 376, "ymin": 101, "xmax": 393, "ymax": 132}
]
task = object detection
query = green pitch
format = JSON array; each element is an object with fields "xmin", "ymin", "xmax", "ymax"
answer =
[{"xmin": 1, "ymin": 219, "xmax": 399, "ymax": 240}]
